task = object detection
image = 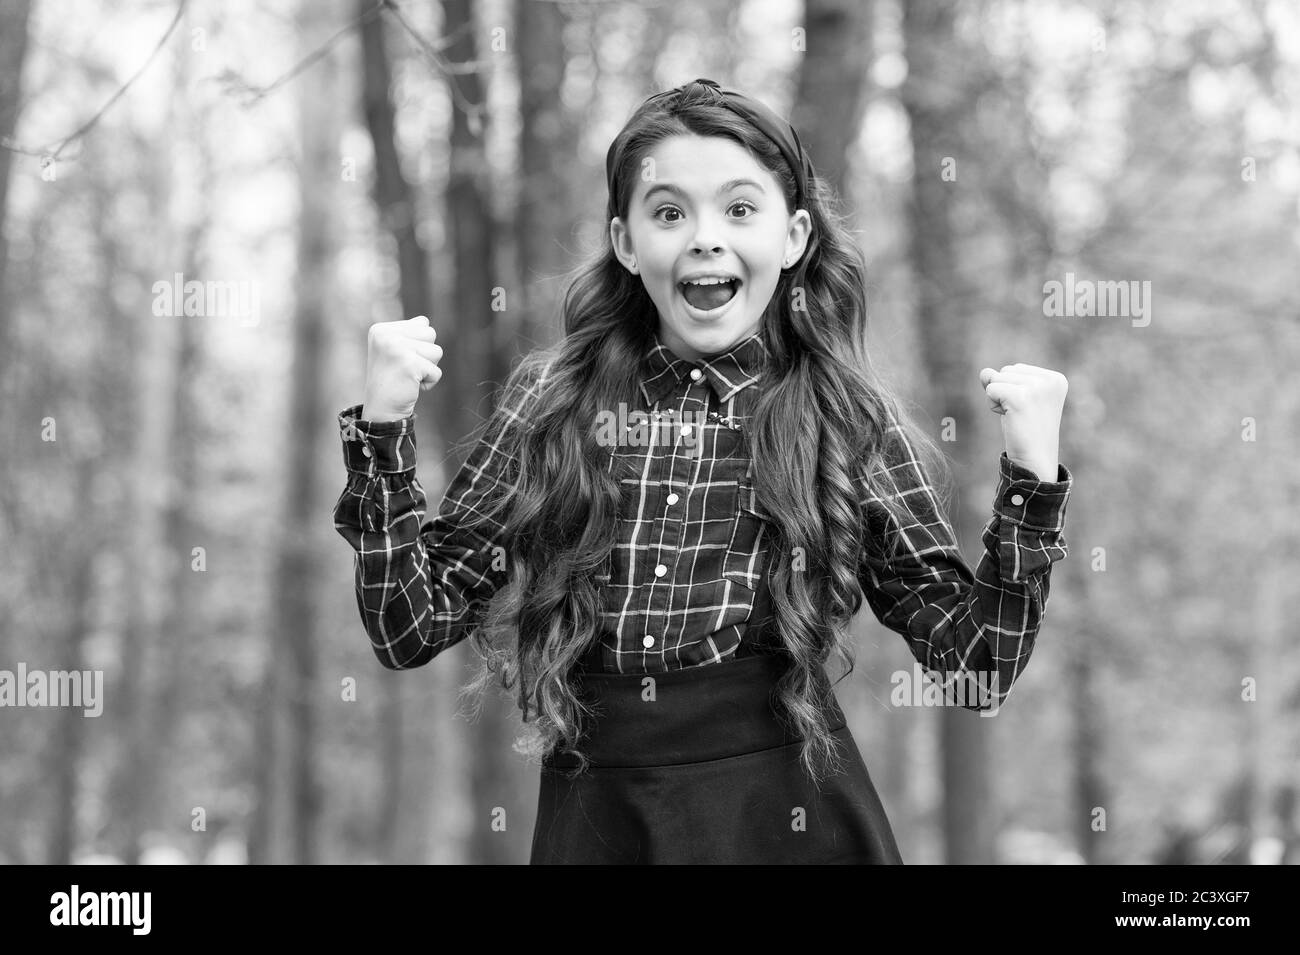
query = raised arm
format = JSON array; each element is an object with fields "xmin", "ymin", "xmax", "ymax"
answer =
[
  {"xmin": 332, "ymin": 351, "xmax": 548, "ymax": 669},
  {"xmin": 859, "ymin": 415, "xmax": 1073, "ymax": 713}
]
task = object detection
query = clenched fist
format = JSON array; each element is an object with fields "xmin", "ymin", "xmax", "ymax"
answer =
[
  {"xmin": 362, "ymin": 315, "xmax": 444, "ymax": 423},
  {"xmin": 978, "ymin": 363, "xmax": 1068, "ymax": 482}
]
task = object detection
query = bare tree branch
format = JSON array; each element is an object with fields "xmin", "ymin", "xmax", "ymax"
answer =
[
  {"xmin": 384, "ymin": 0, "xmax": 487, "ymax": 123},
  {"xmin": 0, "ymin": 0, "xmax": 188, "ymax": 162},
  {"xmin": 1, "ymin": 0, "xmax": 494, "ymax": 165},
  {"xmin": 212, "ymin": 0, "xmax": 386, "ymax": 107}
]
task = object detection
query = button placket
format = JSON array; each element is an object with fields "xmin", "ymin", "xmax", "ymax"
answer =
[{"xmin": 641, "ymin": 391, "xmax": 703, "ymax": 652}]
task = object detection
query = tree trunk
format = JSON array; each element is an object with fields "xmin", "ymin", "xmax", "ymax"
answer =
[
  {"xmin": 900, "ymin": 0, "xmax": 992, "ymax": 864},
  {"xmin": 792, "ymin": 0, "xmax": 872, "ymax": 195},
  {"xmin": 283, "ymin": 4, "xmax": 342, "ymax": 864},
  {"xmin": 0, "ymin": 5, "xmax": 34, "ymax": 791},
  {"xmin": 144, "ymin": 10, "xmax": 210, "ymax": 864},
  {"xmin": 356, "ymin": 0, "xmax": 428, "ymax": 866},
  {"xmin": 439, "ymin": 0, "xmax": 516, "ymax": 865},
  {"xmin": 252, "ymin": 0, "xmax": 342, "ymax": 864},
  {"xmin": 1064, "ymin": 564, "xmax": 1104, "ymax": 862},
  {"xmin": 0, "ymin": 0, "xmax": 33, "ymax": 369},
  {"xmin": 1051, "ymin": 336, "xmax": 1103, "ymax": 863},
  {"xmin": 515, "ymin": 0, "xmax": 570, "ymax": 347},
  {"xmin": 109, "ymin": 74, "xmax": 182, "ymax": 864},
  {"xmin": 46, "ymin": 457, "xmax": 96, "ymax": 863},
  {"xmin": 359, "ymin": 1, "xmax": 433, "ymax": 326}
]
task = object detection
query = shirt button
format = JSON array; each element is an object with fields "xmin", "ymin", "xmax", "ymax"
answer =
[
  {"xmin": 690, "ymin": 368, "xmax": 703, "ymax": 381},
  {"xmin": 361, "ymin": 445, "xmax": 372, "ymax": 458},
  {"xmin": 681, "ymin": 425, "xmax": 693, "ymax": 437},
  {"xmin": 654, "ymin": 564, "xmax": 667, "ymax": 577},
  {"xmin": 1010, "ymin": 493, "xmax": 1024, "ymax": 506},
  {"xmin": 643, "ymin": 635, "xmax": 655, "ymax": 648},
  {"xmin": 666, "ymin": 492, "xmax": 679, "ymax": 505}
]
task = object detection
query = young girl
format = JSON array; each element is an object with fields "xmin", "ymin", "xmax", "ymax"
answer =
[{"xmin": 334, "ymin": 78, "xmax": 1073, "ymax": 865}]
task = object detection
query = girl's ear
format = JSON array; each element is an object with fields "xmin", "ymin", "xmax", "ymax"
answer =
[
  {"xmin": 609, "ymin": 217, "xmax": 638, "ymax": 274},
  {"xmin": 785, "ymin": 208, "xmax": 813, "ymax": 267}
]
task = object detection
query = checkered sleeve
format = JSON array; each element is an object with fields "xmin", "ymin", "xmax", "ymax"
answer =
[
  {"xmin": 332, "ymin": 365, "xmax": 546, "ymax": 669},
  {"xmin": 860, "ymin": 416, "xmax": 1073, "ymax": 712}
]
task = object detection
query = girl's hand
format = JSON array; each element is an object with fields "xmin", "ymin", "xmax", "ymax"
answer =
[
  {"xmin": 978, "ymin": 363, "xmax": 1068, "ymax": 482},
  {"xmin": 362, "ymin": 315, "xmax": 444, "ymax": 422}
]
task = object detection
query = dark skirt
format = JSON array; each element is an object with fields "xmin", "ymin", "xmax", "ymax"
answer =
[{"xmin": 529, "ymin": 652, "xmax": 904, "ymax": 864}]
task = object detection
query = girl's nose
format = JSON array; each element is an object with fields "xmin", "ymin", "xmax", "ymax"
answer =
[
  {"xmin": 689, "ymin": 233, "xmax": 725, "ymax": 255},
  {"xmin": 689, "ymin": 212, "xmax": 727, "ymax": 254}
]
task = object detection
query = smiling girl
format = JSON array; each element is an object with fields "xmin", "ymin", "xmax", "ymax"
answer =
[{"xmin": 334, "ymin": 78, "xmax": 1074, "ymax": 864}]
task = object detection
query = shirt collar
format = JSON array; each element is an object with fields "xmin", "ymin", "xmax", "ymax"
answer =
[{"xmin": 640, "ymin": 328, "xmax": 769, "ymax": 407}]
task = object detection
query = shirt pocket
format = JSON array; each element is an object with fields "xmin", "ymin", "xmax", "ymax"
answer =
[{"xmin": 721, "ymin": 480, "xmax": 768, "ymax": 591}]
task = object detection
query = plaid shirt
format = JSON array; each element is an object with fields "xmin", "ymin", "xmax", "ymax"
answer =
[{"xmin": 334, "ymin": 331, "xmax": 1073, "ymax": 698}]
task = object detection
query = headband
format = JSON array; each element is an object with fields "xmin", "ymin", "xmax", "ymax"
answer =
[{"xmin": 604, "ymin": 77, "xmax": 812, "ymax": 217}]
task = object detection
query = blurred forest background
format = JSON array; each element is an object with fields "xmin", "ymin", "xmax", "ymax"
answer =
[{"xmin": 1, "ymin": 0, "xmax": 1297, "ymax": 865}]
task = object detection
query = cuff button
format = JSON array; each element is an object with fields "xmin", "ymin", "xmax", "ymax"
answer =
[
  {"xmin": 361, "ymin": 445, "xmax": 372, "ymax": 458},
  {"xmin": 1010, "ymin": 493, "xmax": 1024, "ymax": 506}
]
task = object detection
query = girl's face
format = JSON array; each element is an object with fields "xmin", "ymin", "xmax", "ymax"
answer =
[{"xmin": 610, "ymin": 134, "xmax": 812, "ymax": 362}]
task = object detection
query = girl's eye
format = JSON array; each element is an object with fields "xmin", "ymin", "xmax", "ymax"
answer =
[{"xmin": 653, "ymin": 201, "xmax": 757, "ymax": 223}]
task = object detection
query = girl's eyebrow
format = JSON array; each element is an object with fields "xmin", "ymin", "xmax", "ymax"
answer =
[{"xmin": 642, "ymin": 178, "xmax": 767, "ymax": 203}]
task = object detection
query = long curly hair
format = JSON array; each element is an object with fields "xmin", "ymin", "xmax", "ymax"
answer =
[{"xmin": 458, "ymin": 85, "xmax": 950, "ymax": 783}]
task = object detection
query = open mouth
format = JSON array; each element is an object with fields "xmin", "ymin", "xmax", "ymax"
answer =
[{"xmin": 677, "ymin": 277, "xmax": 742, "ymax": 313}]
